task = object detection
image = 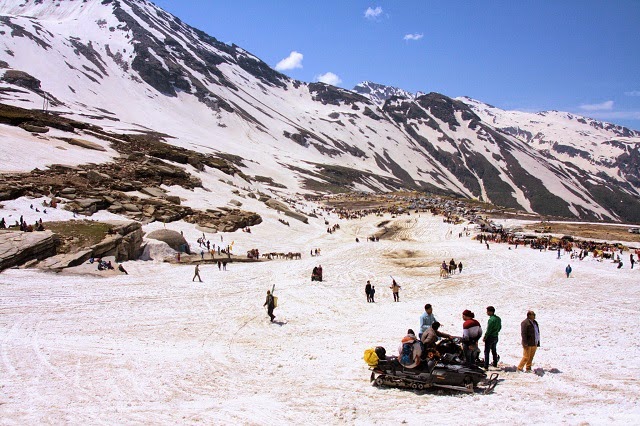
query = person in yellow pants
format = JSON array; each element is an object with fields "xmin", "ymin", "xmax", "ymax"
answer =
[{"xmin": 518, "ymin": 311, "xmax": 540, "ymax": 372}]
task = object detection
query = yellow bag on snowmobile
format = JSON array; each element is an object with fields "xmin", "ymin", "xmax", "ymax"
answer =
[{"xmin": 364, "ymin": 348, "xmax": 379, "ymax": 366}]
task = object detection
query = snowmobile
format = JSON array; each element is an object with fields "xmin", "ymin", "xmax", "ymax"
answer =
[{"xmin": 365, "ymin": 338, "xmax": 498, "ymax": 394}]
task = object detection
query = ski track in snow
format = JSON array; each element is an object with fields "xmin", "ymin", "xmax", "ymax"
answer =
[{"xmin": 0, "ymin": 212, "xmax": 639, "ymax": 424}]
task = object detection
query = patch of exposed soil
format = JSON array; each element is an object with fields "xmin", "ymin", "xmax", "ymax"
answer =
[{"xmin": 523, "ymin": 222, "xmax": 640, "ymax": 245}]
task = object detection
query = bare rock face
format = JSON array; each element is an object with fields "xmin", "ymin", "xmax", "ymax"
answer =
[
  {"xmin": 146, "ymin": 229, "xmax": 189, "ymax": 253},
  {"xmin": 264, "ymin": 198, "xmax": 308, "ymax": 224},
  {"xmin": 0, "ymin": 230, "xmax": 57, "ymax": 271}
]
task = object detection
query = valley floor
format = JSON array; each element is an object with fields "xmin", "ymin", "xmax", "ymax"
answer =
[{"xmin": 1, "ymin": 212, "xmax": 639, "ymax": 425}]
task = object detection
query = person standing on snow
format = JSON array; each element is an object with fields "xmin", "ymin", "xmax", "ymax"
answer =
[
  {"xmin": 365, "ymin": 280, "xmax": 372, "ymax": 302},
  {"xmin": 461, "ymin": 309, "xmax": 482, "ymax": 365},
  {"xmin": 264, "ymin": 290, "xmax": 276, "ymax": 322},
  {"xmin": 483, "ymin": 306, "xmax": 501, "ymax": 369},
  {"xmin": 565, "ymin": 264, "xmax": 572, "ymax": 278},
  {"xmin": 390, "ymin": 279, "xmax": 401, "ymax": 302},
  {"xmin": 369, "ymin": 285, "xmax": 376, "ymax": 303},
  {"xmin": 518, "ymin": 311, "xmax": 540, "ymax": 372},
  {"xmin": 419, "ymin": 304, "xmax": 437, "ymax": 339}
]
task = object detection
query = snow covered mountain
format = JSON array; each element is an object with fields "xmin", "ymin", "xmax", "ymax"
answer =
[
  {"xmin": 352, "ymin": 81, "xmax": 420, "ymax": 105},
  {"xmin": 0, "ymin": 0, "xmax": 639, "ymax": 223}
]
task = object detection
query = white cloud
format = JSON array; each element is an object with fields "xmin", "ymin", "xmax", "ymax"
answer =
[
  {"xmin": 579, "ymin": 100, "xmax": 614, "ymax": 111},
  {"xmin": 403, "ymin": 33, "xmax": 424, "ymax": 41},
  {"xmin": 275, "ymin": 51, "xmax": 303, "ymax": 71},
  {"xmin": 625, "ymin": 90, "xmax": 640, "ymax": 97},
  {"xmin": 364, "ymin": 6, "xmax": 382, "ymax": 19},
  {"xmin": 316, "ymin": 72, "xmax": 342, "ymax": 86}
]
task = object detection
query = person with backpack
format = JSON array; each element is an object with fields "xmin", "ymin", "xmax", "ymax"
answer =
[
  {"xmin": 461, "ymin": 309, "xmax": 482, "ymax": 366},
  {"xmin": 264, "ymin": 290, "xmax": 276, "ymax": 322},
  {"xmin": 398, "ymin": 329, "xmax": 422, "ymax": 368}
]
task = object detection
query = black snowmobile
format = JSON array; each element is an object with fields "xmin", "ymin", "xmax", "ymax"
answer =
[{"xmin": 366, "ymin": 338, "xmax": 498, "ymax": 394}]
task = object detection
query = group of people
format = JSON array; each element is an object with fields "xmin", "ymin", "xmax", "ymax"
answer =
[
  {"xmin": 441, "ymin": 259, "xmax": 463, "ymax": 275},
  {"xmin": 311, "ymin": 265, "xmax": 323, "ymax": 281},
  {"xmin": 399, "ymin": 304, "xmax": 540, "ymax": 372},
  {"xmin": 1, "ymin": 215, "xmax": 46, "ymax": 232},
  {"xmin": 364, "ymin": 278, "xmax": 402, "ymax": 302}
]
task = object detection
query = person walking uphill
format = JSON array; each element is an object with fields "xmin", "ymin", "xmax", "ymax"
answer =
[
  {"xmin": 518, "ymin": 311, "xmax": 540, "ymax": 372},
  {"xmin": 192, "ymin": 263, "xmax": 202, "ymax": 282},
  {"xmin": 483, "ymin": 306, "xmax": 501, "ymax": 369},
  {"xmin": 264, "ymin": 290, "xmax": 276, "ymax": 322},
  {"xmin": 390, "ymin": 279, "xmax": 401, "ymax": 302}
]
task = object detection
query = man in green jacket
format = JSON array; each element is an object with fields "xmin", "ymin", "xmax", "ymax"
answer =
[{"xmin": 483, "ymin": 306, "xmax": 501, "ymax": 369}]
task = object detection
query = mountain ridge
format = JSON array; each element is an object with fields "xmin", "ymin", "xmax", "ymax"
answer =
[{"xmin": 0, "ymin": 0, "xmax": 639, "ymax": 223}]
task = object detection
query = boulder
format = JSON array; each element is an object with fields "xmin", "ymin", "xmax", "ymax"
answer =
[
  {"xmin": 122, "ymin": 203, "xmax": 141, "ymax": 212},
  {"xmin": 19, "ymin": 123, "xmax": 49, "ymax": 133},
  {"xmin": 146, "ymin": 229, "xmax": 190, "ymax": 253},
  {"xmin": 65, "ymin": 138, "xmax": 107, "ymax": 152},
  {"xmin": 140, "ymin": 187, "xmax": 166, "ymax": 198},
  {"xmin": 264, "ymin": 198, "xmax": 308, "ymax": 223},
  {"xmin": 87, "ymin": 170, "xmax": 111, "ymax": 183},
  {"xmin": 164, "ymin": 195, "xmax": 181, "ymax": 205},
  {"xmin": 91, "ymin": 222, "xmax": 144, "ymax": 261},
  {"xmin": 38, "ymin": 249, "xmax": 92, "ymax": 270},
  {"xmin": 0, "ymin": 230, "xmax": 57, "ymax": 271}
]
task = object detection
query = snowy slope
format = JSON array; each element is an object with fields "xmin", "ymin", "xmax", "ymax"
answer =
[
  {"xmin": 0, "ymin": 205, "xmax": 639, "ymax": 424},
  {"xmin": 0, "ymin": 0, "xmax": 639, "ymax": 222}
]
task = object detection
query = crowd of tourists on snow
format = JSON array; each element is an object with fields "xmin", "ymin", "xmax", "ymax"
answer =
[{"xmin": 393, "ymin": 303, "xmax": 540, "ymax": 373}]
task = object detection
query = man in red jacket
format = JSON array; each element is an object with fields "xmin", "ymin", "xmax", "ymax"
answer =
[{"xmin": 518, "ymin": 311, "xmax": 540, "ymax": 372}]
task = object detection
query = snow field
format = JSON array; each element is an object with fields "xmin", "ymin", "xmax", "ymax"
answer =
[{"xmin": 1, "ymin": 210, "xmax": 639, "ymax": 424}]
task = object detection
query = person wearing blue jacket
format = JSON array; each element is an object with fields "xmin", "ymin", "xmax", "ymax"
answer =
[{"xmin": 419, "ymin": 304, "xmax": 436, "ymax": 339}]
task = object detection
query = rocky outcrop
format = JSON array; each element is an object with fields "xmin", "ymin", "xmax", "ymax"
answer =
[
  {"xmin": 93, "ymin": 221, "xmax": 144, "ymax": 260},
  {"xmin": 264, "ymin": 198, "xmax": 308, "ymax": 224},
  {"xmin": 146, "ymin": 229, "xmax": 189, "ymax": 253},
  {"xmin": 37, "ymin": 221, "xmax": 143, "ymax": 270},
  {"xmin": 0, "ymin": 230, "xmax": 57, "ymax": 271}
]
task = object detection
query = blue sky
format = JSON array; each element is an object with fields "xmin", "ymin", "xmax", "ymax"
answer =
[{"xmin": 152, "ymin": 1, "xmax": 640, "ymax": 130}]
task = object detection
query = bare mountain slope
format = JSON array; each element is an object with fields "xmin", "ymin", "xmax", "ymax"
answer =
[{"xmin": 0, "ymin": 0, "xmax": 639, "ymax": 222}]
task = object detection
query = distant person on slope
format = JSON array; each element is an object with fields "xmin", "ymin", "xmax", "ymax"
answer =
[
  {"xmin": 365, "ymin": 280, "xmax": 372, "ymax": 302},
  {"xmin": 390, "ymin": 279, "xmax": 401, "ymax": 302},
  {"xmin": 565, "ymin": 264, "xmax": 572, "ymax": 278},
  {"xmin": 264, "ymin": 290, "xmax": 276, "ymax": 322},
  {"xmin": 192, "ymin": 263, "xmax": 202, "ymax": 282}
]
